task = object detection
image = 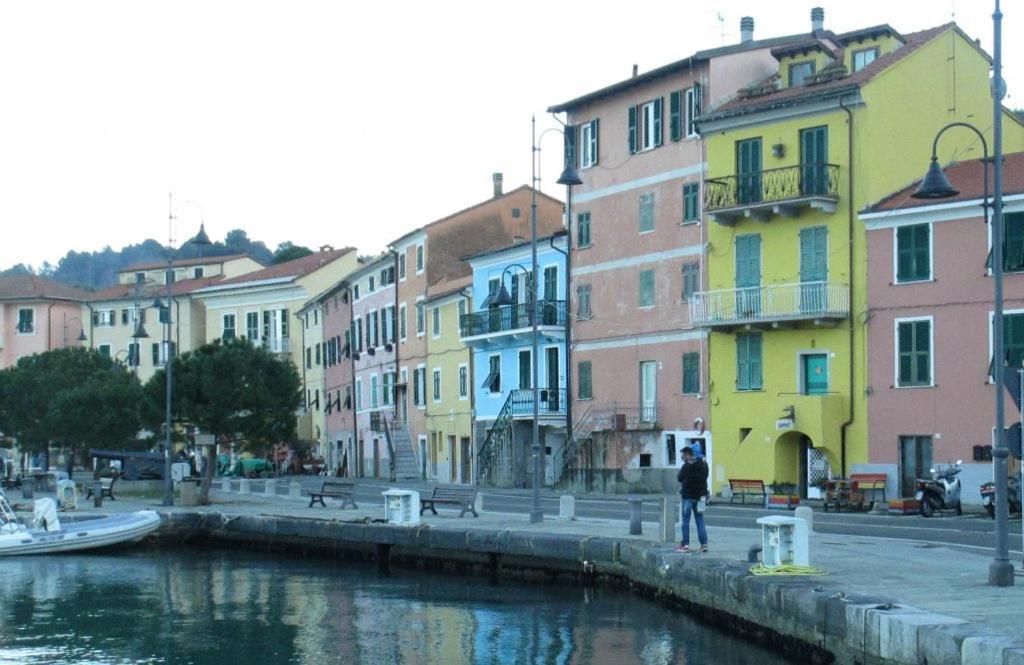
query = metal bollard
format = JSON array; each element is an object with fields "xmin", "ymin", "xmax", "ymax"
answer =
[
  {"xmin": 92, "ymin": 480, "xmax": 102, "ymax": 508},
  {"xmin": 628, "ymin": 496, "xmax": 643, "ymax": 535},
  {"xmin": 289, "ymin": 481, "xmax": 302, "ymax": 499},
  {"xmin": 264, "ymin": 478, "xmax": 277, "ymax": 496},
  {"xmin": 559, "ymin": 495, "xmax": 576, "ymax": 520},
  {"xmin": 659, "ymin": 495, "xmax": 677, "ymax": 543}
]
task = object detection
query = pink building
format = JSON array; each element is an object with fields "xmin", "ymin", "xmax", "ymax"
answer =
[
  {"xmin": 319, "ymin": 279, "xmax": 355, "ymax": 476},
  {"xmin": 861, "ymin": 153, "xmax": 1024, "ymax": 501},
  {"xmin": 349, "ymin": 255, "xmax": 398, "ymax": 479},
  {"xmin": 548, "ymin": 17, "xmax": 808, "ymax": 492},
  {"xmin": 0, "ymin": 275, "xmax": 90, "ymax": 370}
]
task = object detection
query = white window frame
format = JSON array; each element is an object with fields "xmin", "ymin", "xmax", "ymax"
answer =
[
  {"xmin": 383, "ymin": 371, "xmax": 394, "ymax": 406},
  {"xmin": 487, "ymin": 353, "xmax": 502, "ymax": 396},
  {"xmin": 399, "ymin": 251, "xmax": 407, "ymax": 281},
  {"xmin": 245, "ymin": 310, "xmax": 260, "ymax": 340},
  {"xmin": 416, "ymin": 297, "xmax": 425, "ymax": 337},
  {"xmin": 98, "ymin": 343, "xmax": 112, "ymax": 358},
  {"xmin": 370, "ymin": 373, "xmax": 379, "ymax": 409},
  {"xmin": 580, "ymin": 120, "xmax": 596, "ymax": 168},
  {"xmin": 852, "ymin": 47, "xmax": 879, "ymax": 72},
  {"xmin": 432, "ymin": 367, "xmax": 442, "ymax": 403},
  {"xmin": 355, "ymin": 377, "xmax": 363, "ymax": 411},
  {"xmin": 458, "ymin": 362, "xmax": 469, "ymax": 400},
  {"xmin": 416, "ymin": 243, "xmax": 425, "ymax": 274},
  {"xmin": 685, "ymin": 87, "xmax": 699, "ymax": 138},
  {"xmin": 222, "ymin": 313, "xmax": 237, "ymax": 340},
  {"xmin": 431, "ymin": 306, "xmax": 441, "ymax": 338},
  {"xmin": 892, "ymin": 222, "xmax": 934, "ymax": 285},
  {"xmin": 399, "ymin": 303, "xmax": 408, "ymax": 341},
  {"xmin": 638, "ymin": 268, "xmax": 656, "ymax": 309},
  {"xmin": 893, "ymin": 315, "xmax": 935, "ymax": 389},
  {"xmin": 640, "ymin": 101, "xmax": 657, "ymax": 151},
  {"xmin": 988, "ymin": 308, "xmax": 1024, "ymax": 382},
  {"xmin": 16, "ymin": 307, "xmax": 35, "ymax": 335}
]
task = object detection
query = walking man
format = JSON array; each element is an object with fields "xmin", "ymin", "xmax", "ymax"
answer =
[{"xmin": 676, "ymin": 446, "xmax": 709, "ymax": 553}]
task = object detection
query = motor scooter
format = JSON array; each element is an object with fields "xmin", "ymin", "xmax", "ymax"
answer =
[
  {"xmin": 916, "ymin": 460, "xmax": 963, "ymax": 517},
  {"xmin": 980, "ymin": 474, "xmax": 1022, "ymax": 519}
]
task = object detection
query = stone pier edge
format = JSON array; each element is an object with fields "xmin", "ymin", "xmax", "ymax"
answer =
[{"xmin": 157, "ymin": 512, "xmax": 1024, "ymax": 665}]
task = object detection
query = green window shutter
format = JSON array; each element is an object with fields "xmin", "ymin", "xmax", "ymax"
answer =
[
  {"xmin": 692, "ymin": 82, "xmax": 702, "ymax": 119},
  {"xmin": 565, "ymin": 125, "xmax": 578, "ymax": 170},
  {"xmin": 683, "ymin": 352, "xmax": 699, "ymax": 394},
  {"xmin": 577, "ymin": 212, "xmax": 591, "ymax": 247},
  {"xmin": 749, "ymin": 333, "xmax": 763, "ymax": 389},
  {"xmin": 152, "ymin": 343, "xmax": 160, "ymax": 365},
  {"xmin": 591, "ymin": 119, "xmax": 599, "ymax": 166},
  {"xmin": 1005, "ymin": 313, "xmax": 1024, "ymax": 368},
  {"xmin": 628, "ymin": 106, "xmax": 637, "ymax": 154},
  {"xmin": 897, "ymin": 224, "xmax": 930, "ymax": 281},
  {"xmin": 897, "ymin": 320, "xmax": 931, "ymax": 386},
  {"xmin": 737, "ymin": 334, "xmax": 750, "ymax": 390},
  {"xmin": 639, "ymin": 193, "xmax": 654, "ymax": 232},
  {"xmin": 653, "ymin": 97, "xmax": 663, "ymax": 147},
  {"xmin": 1004, "ymin": 213, "xmax": 1024, "ymax": 272},
  {"xmin": 669, "ymin": 91, "xmax": 682, "ymax": 142},
  {"xmin": 915, "ymin": 320, "xmax": 931, "ymax": 385},
  {"xmin": 683, "ymin": 183, "xmax": 699, "ymax": 221},
  {"xmin": 578, "ymin": 361, "xmax": 592, "ymax": 399},
  {"xmin": 896, "ymin": 226, "xmax": 914, "ymax": 281},
  {"xmin": 639, "ymin": 270, "xmax": 655, "ymax": 307},
  {"xmin": 914, "ymin": 224, "xmax": 930, "ymax": 278}
]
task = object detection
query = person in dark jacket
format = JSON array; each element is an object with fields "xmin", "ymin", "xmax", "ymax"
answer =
[{"xmin": 676, "ymin": 446, "xmax": 709, "ymax": 553}]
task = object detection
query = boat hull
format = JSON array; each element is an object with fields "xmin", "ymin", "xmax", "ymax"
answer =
[{"xmin": 0, "ymin": 511, "xmax": 161, "ymax": 556}]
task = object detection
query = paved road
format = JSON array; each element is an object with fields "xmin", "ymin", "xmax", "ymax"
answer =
[{"xmin": 252, "ymin": 476, "xmax": 1024, "ymax": 555}]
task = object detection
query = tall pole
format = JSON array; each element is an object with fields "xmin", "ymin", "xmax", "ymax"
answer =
[
  {"xmin": 530, "ymin": 114, "xmax": 543, "ymax": 523},
  {"xmin": 162, "ymin": 194, "xmax": 175, "ymax": 508},
  {"xmin": 989, "ymin": 0, "xmax": 1012, "ymax": 586}
]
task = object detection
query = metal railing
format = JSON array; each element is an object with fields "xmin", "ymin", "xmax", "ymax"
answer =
[
  {"xmin": 689, "ymin": 281, "xmax": 850, "ymax": 327},
  {"xmin": 704, "ymin": 163, "xmax": 839, "ymax": 212},
  {"xmin": 262, "ymin": 336, "xmax": 290, "ymax": 354},
  {"xmin": 460, "ymin": 300, "xmax": 566, "ymax": 338},
  {"xmin": 477, "ymin": 391, "xmax": 515, "ymax": 486},
  {"xmin": 509, "ymin": 388, "xmax": 567, "ymax": 417}
]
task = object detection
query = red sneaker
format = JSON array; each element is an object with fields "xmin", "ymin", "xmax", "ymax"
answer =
[{"xmin": 675, "ymin": 544, "xmax": 691, "ymax": 553}]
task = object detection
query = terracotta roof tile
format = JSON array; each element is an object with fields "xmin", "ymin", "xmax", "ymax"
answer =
[
  {"xmin": 88, "ymin": 275, "xmax": 226, "ymax": 302},
  {"xmin": 120, "ymin": 253, "xmax": 259, "ymax": 273},
  {"xmin": 0, "ymin": 275, "xmax": 91, "ymax": 301},
  {"xmin": 202, "ymin": 247, "xmax": 356, "ymax": 289},
  {"xmin": 865, "ymin": 151, "xmax": 1024, "ymax": 213},
  {"xmin": 701, "ymin": 23, "xmax": 952, "ymax": 122}
]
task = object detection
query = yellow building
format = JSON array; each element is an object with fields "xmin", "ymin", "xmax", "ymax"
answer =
[
  {"xmin": 424, "ymin": 284, "xmax": 474, "ymax": 483},
  {"xmin": 693, "ymin": 19, "xmax": 1024, "ymax": 494},
  {"xmin": 296, "ymin": 296, "xmax": 327, "ymax": 460}
]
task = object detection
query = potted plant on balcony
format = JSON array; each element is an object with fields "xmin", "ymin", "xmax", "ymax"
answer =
[{"xmin": 767, "ymin": 481, "xmax": 800, "ymax": 510}]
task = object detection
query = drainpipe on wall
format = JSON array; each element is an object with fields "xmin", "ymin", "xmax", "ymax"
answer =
[
  {"xmin": 348, "ymin": 284, "xmax": 357, "ymax": 477},
  {"xmin": 839, "ymin": 95, "xmax": 856, "ymax": 478},
  {"xmin": 46, "ymin": 302, "xmax": 55, "ymax": 351}
]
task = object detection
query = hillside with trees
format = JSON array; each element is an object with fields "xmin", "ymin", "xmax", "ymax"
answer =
[{"xmin": 0, "ymin": 231, "xmax": 314, "ymax": 290}]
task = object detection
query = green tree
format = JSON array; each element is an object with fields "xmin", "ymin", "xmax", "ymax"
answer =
[
  {"xmin": 145, "ymin": 337, "xmax": 301, "ymax": 504},
  {"xmin": 0, "ymin": 348, "xmax": 143, "ymax": 472},
  {"xmin": 272, "ymin": 242, "xmax": 313, "ymax": 264}
]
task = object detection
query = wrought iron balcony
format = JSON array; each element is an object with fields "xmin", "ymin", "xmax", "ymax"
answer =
[
  {"xmin": 262, "ymin": 336, "xmax": 290, "ymax": 354},
  {"xmin": 509, "ymin": 388, "xmax": 567, "ymax": 417},
  {"xmin": 689, "ymin": 281, "xmax": 849, "ymax": 329},
  {"xmin": 460, "ymin": 300, "xmax": 566, "ymax": 341},
  {"xmin": 704, "ymin": 163, "xmax": 840, "ymax": 225}
]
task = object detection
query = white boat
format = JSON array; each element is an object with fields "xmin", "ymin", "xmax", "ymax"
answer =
[{"xmin": 0, "ymin": 490, "xmax": 161, "ymax": 556}]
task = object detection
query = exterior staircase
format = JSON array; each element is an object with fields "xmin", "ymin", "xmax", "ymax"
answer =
[
  {"xmin": 555, "ymin": 404, "xmax": 597, "ymax": 485},
  {"xmin": 384, "ymin": 416, "xmax": 420, "ymax": 481},
  {"xmin": 477, "ymin": 392, "xmax": 515, "ymax": 486}
]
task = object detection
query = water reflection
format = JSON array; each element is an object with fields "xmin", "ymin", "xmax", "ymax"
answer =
[{"xmin": 0, "ymin": 549, "xmax": 794, "ymax": 665}]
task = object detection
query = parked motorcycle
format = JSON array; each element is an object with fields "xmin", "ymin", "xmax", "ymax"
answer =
[
  {"xmin": 916, "ymin": 460, "xmax": 963, "ymax": 517},
  {"xmin": 980, "ymin": 474, "xmax": 1022, "ymax": 519}
]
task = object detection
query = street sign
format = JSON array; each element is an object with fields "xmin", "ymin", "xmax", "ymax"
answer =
[{"xmin": 775, "ymin": 418, "xmax": 794, "ymax": 430}]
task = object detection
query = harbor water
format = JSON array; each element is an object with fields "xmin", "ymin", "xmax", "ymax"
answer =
[{"xmin": 0, "ymin": 548, "xmax": 798, "ymax": 664}]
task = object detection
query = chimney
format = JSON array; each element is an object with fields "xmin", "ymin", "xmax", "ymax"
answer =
[
  {"xmin": 740, "ymin": 16, "xmax": 754, "ymax": 43},
  {"xmin": 492, "ymin": 172, "xmax": 503, "ymax": 198},
  {"xmin": 632, "ymin": 64, "xmax": 638, "ymax": 78},
  {"xmin": 811, "ymin": 7, "xmax": 824, "ymax": 32}
]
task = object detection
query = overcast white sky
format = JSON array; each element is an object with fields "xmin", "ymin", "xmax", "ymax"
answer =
[{"xmin": 0, "ymin": 1, "xmax": 1019, "ymax": 270}]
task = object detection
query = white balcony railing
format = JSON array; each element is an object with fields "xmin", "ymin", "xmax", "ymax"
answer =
[
  {"xmin": 263, "ymin": 336, "xmax": 290, "ymax": 354},
  {"xmin": 689, "ymin": 281, "xmax": 849, "ymax": 328}
]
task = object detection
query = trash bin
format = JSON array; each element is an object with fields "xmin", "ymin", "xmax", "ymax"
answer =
[
  {"xmin": 382, "ymin": 489, "xmax": 420, "ymax": 525},
  {"xmin": 57, "ymin": 479, "xmax": 78, "ymax": 510},
  {"xmin": 21, "ymin": 477, "xmax": 34, "ymax": 500},
  {"xmin": 177, "ymin": 480, "xmax": 198, "ymax": 507}
]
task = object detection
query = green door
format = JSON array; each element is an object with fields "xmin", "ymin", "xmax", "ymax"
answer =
[
  {"xmin": 735, "ymin": 234, "xmax": 761, "ymax": 318},
  {"xmin": 799, "ymin": 226, "xmax": 828, "ymax": 312},
  {"xmin": 803, "ymin": 354, "xmax": 828, "ymax": 395},
  {"xmin": 736, "ymin": 138, "xmax": 762, "ymax": 205},
  {"xmin": 800, "ymin": 126, "xmax": 828, "ymax": 196}
]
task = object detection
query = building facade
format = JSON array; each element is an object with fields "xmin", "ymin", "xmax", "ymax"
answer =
[
  {"xmin": 390, "ymin": 177, "xmax": 563, "ymax": 482},
  {"xmin": 463, "ymin": 234, "xmax": 568, "ymax": 487},
  {"xmin": 860, "ymin": 154, "xmax": 1024, "ymax": 501},
  {"xmin": 424, "ymin": 284, "xmax": 473, "ymax": 483},
  {"xmin": 349, "ymin": 255, "xmax": 398, "ymax": 479},
  {"xmin": 296, "ymin": 297, "xmax": 327, "ymax": 463},
  {"xmin": 320, "ymin": 281, "xmax": 355, "ymax": 475},
  {"xmin": 695, "ymin": 16, "xmax": 1024, "ymax": 497},
  {"xmin": 0, "ymin": 275, "xmax": 89, "ymax": 370},
  {"xmin": 549, "ymin": 15, "xmax": 809, "ymax": 494}
]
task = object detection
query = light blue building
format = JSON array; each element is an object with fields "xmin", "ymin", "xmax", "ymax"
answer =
[{"xmin": 461, "ymin": 232, "xmax": 568, "ymax": 487}]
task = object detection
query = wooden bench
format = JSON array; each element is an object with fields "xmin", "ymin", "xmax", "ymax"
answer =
[
  {"xmin": 420, "ymin": 486, "xmax": 479, "ymax": 517},
  {"xmin": 850, "ymin": 473, "xmax": 888, "ymax": 509},
  {"xmin": 307, "ymin": 481, "xmax": 358, "ymax": 509},
  {"xmin": 728, "ymin": 479, "xmax": 766, "ymax": 504},
  {"xmin": 85, "ymin": 477, "xmax": 118, "ymax": 501}
]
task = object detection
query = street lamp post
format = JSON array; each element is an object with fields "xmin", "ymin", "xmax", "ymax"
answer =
[
  {"xmin": 910, "ymin": 0, "xmax": 1009, "ymax": 587},
  {"xmin": 61, "ymin": 314, "xmax": 89, "ymax": 347},
  {"xmin": 158, "ymin": 196, "xmax": 212, "ymax": 507}
]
